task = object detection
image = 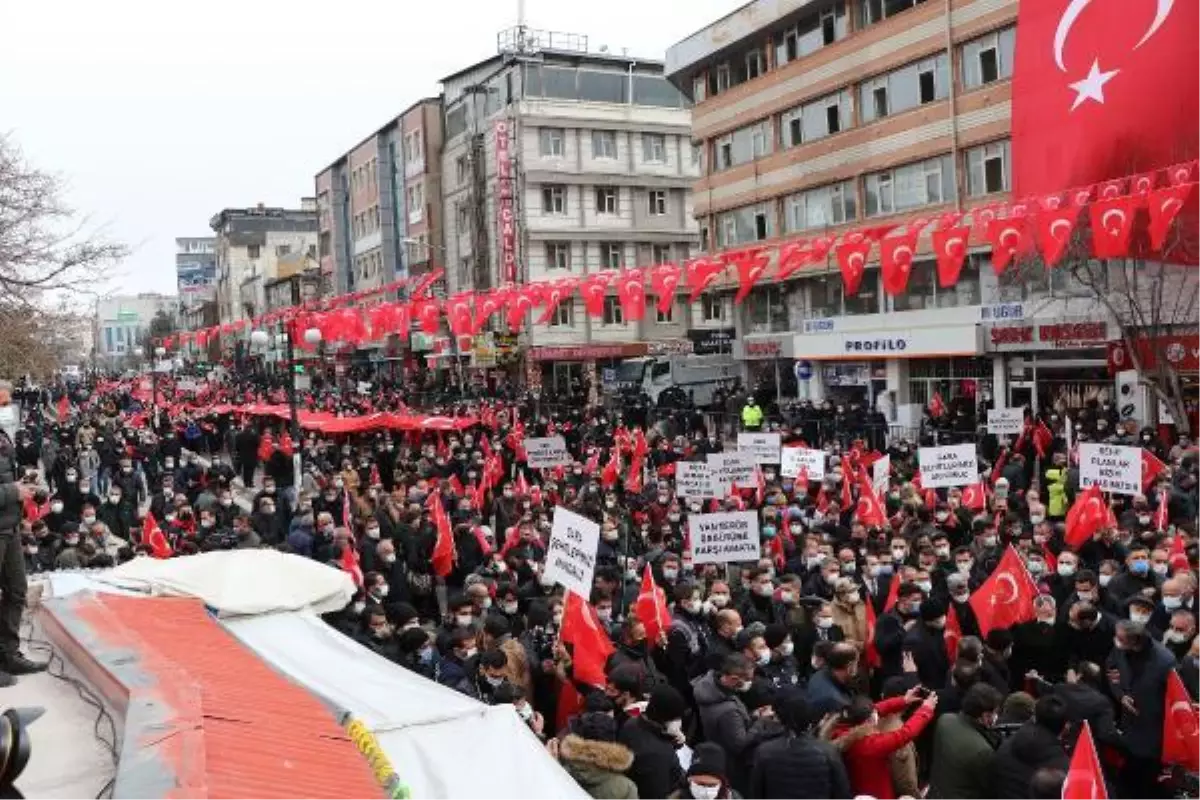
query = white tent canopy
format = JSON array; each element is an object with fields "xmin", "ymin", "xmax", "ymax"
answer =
[{"xmin": 225, "ymin": 612, "xmax": 586, "ymax": 800}]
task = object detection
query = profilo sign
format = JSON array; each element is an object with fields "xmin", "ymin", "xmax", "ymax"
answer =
[{"xmin": 795, "ymin": 325, "xmax": 982, "ymax": 360}]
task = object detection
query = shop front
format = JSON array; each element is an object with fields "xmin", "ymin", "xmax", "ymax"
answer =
[
  {"xmin": 732, "ymin": 332, "xmax": 796, "ymax": 400},
  {"xmin": 986, "ymin": 319, "xmax": 1115, "ymax": 411},
  {"xmin": 528, "ymin": 342, "xmax": 650, "ymax": 401},
  {"xmin": 687, "ymin": 327, "xmax": 736, "ymax": 357},
  {"xmin": 1108, "ymin": 332, "xmax": 1200, "ymax": 431}
]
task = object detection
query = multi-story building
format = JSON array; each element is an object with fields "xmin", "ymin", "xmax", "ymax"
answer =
[
  {"xmin": 211, "ymin": 202, "xmax": 318, "ymax": 326},
  {"xmin": 315, "ymin": 98, "xmax": 445, "ymax": 299},
  {"xmin": 93, "ymin": 293, "xmax": 178, "ymax": 365},
  {"xmin": 440, "ymin": 28, "xmax": 706, "ymax": 393},
  {"xmin": 666, "ymin": 0, "xmax": 1140, "ymax": 423},
  {"xmin": 175, "ymin": 237, "xmax": 217, "ymax": 307}
]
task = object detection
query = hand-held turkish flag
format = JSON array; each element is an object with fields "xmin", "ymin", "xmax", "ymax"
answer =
[
  {"xmin": 1033, "ymin": 420, "xmax": 1055, "ymax": 458},
  {"xmin": 648, "ymin": 263, "xmax": 682, "ymax": 316},
  {"xmin": 1089, "ymin": 195, "xmax": 1140, "ymax": 259},
  {"xmin": 730, "ymin": 249, "xmax": 770, "ymax": 305},
  {"xmin": 616, "ymin": 269, "xmax": 647, "ymax": 322},
  {"xmin": 1163, "ymin": 669, "xmax": 1200, "ymax": 772},
  {"xmin": 836, "ymin": 240, "xmax": 871, "ymax": 296},
  {"xmin": 1065, "ymin": 484, "xmax": 1108, "ymax": 549},
  {"xmin": 1011, "ymin": 0, "xmax": 1198, "ymax": 199},
  {"xmin": 932, "ymin": 225, "xmax": 970, "ymax": 287},
  {"xmin": 1154, "ymin": 489, "xmax": 1170, "ymax": 532},
  {"xmin": 1037, "ymin": 206, "xmax": 1080, "ymax": 267},
  {"xmin": 944, "ymin": 604, "xmax": 962, "ymax": 661},
  {"xmin": 854, "ymin": 472, "xmax": 886, "ymax": 527},
  {"xmin": 429, "ymin": 490, "xmax": 456, "ymax": 578},
  {"xmin": 1063, "ymin": 721, "xmax": 1109, "ymax": 800},
  {"xmin": 961, "ymin": 482, "xmax": 987, "ymax": 511},
  {"xmin": 634, "ymin": 565, "xmax": 672, "ymax": 647},
  {"xmin": 864, "ymin": 599, "xmax": 881, "ymax": 668},
  {"xmin": 143, "ymin": 512, "xmax": 173, "ymax": 559},
  {"xmin": 969, "ymin": 545, "xmax": 1038, "ymax": 637},
  {"xmin": 560, "ymin": 591, "xmax": 615, "ymax": 687},
  {"xmin": 1142, "ymin": 449, "xmax": 1167, "ymax": 491}
]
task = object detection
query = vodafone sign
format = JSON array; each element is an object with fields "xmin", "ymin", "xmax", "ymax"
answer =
[{"xmin": 1108, "ymin": 334, "xmax": 1200, "ymax": 375}]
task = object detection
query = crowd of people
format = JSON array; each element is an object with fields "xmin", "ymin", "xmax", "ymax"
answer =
[{"xmin": 6, "ymin": 373, "xmax": 1200, "ymax": 799}]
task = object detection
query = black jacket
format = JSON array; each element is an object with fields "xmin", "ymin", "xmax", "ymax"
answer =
[
  {"xmin": 0, "ymin": 434, "xmax": 20, "ymax": 533},
  {"xmin": 749, "ymin": 732, "xmax": 853, "ymax": 799},
  {"xmin": 904, "ymin": 620, "xmax": 950, "ymax": 688},
  {"xmin": 618, "ymin": 715, "xmax": 682, "ymax": 800},
  {"xmin": 989, "ymin": 722, "xmax": 1069, "ymax": 798}
]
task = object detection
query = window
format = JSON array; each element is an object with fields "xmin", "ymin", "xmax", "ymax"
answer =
[
  {"xmin": 745, "ymin": 48, "xmax": 766, "ymax": 81},
  {"xmin": 549, "ymin": 301, "xmax": 574, "ymax": 327},
  {"xmin": 701, "ymin": 294, "xmax": 724, "ymax": 322},
  {"xmin": 780, "ymin": 90, "xmax": 853, "ymax": 147},
  {"xmin": 275, "ymin": 244, "xmax": 291, "ymax": 257},
  {"xmin": 546, "ymin": 243, "xmax": 571, "ymax": 271},
  {"xmin": 843, "ymin": 268, "xmax": 881, "ymax": 315},
  {"xmin": 859, "ymin": 54, "xmax": 949, "ymax": 123},
  {"xmin": 747, "ymin": 287, "xmax": 788, "ymax": 333},
  {"xmin": 784, "ymin": 180, "xmax": 857, "ymax": 232},
  {"xmin": 652, "ymin": 244, "xmax": 672, "ymax": 264},
  {"xmin": 656, "ymin": 301, "xmax": 674, "ymax": 323},
  {"xmin": 890, "ymin": 260, "xmax": 938, "ymax": 311},
  {"xmin": 715, "ymin": 63, "xmax": 731, "ymax": 93},
  {"xmin": 716, "ymin": 203, "xmax": 774, "ymax": 246},
  {"xmin": 455, "ymin": 155, "xmax": 469, "ymax": 185},
  {"xmin": 864, "ymin": 155, "xmax": 956, "ymax": 216},
  {"xmin": 715, "ymin": 122, "xmax": 771, "ymax": 170},
  {"xmin": 592, "ymin": 130, "xmax": 618, "ymax": 159},
  {"xmin": 692, "ymin": 75, "xmax": 707, "ymax": 102},
  {"xmin": 775, "ymin": 3, "xmax": 847, "ymax": 66},
  {"xmin": 542, "ymin": 185, "xmax": 567, "ymax": 215},
  {"xmin": 966, "ymin": 140, "xmax": 1011, "ymax": 196},
  {"xmin": 456, "ymin": 202, "xmax": 470, "ymax": 229},
  {"xmin": 648, "ymin": 190, "xmax": 668, "ymax": 216},
  {"xmin": 642, "ymin": 133, "xmax": 667, "ymax": 163},
  {"xmin": 539, "ymin": 127, "xmax": 565, "ymax": 157},
  {"xmin": 962, "ymin": 27, "xmax": 1016, "ymax": 89},
  {"xmin": 600, "ymin": 242, "xmax": 624, "ymax": 269},
  {"xmin": 247, "ymin": 244, "xmax": 261, "ymax": 259},
  {"xmin": 595, "ymin": 186, "xmax": 618, "ymax": 215},
  {"xmin": 603, "ymin": 296, "xmax": 624, "ymax": 325},
  {"xmin": 858, "ymin": 0, "xmax": 927, "ymax": 27},
  {"xmin": 408, "ymin": 184, "xmax": 424, "ymax": 222}
]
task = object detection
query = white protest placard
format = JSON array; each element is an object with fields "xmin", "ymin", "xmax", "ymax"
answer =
[
  {"xmin": 676, "ymin": 461, "xmax": 714, "ymax": 499},
  {"xmin": 544, "ymin": 507, "xmax": 600, "ymax": 597},
  {"xmin": 917, "ymin": 443, "xmax": 979, "ymax": 489},
  {"xmin": 176, "ymin": 378, "xmax": 200, "ymax": 393},
  {"xmin": 1079, "ymin": 443, "xmax": 1141, "ymax": 495},
  {"xmin": 873, "ymin": 454, "xmax": 891, "ymax": 497},
  {"xmin": 781, "ymin": 447, "xmax": 826, "ymax": 480},
  {"xmin": 738, "ymin": 432, "xmax": 782, "ymax": 464},
  {"xmin": 525, "ymin": 435, "xmax": 572, "ymax": 469},
  {"xmin": 707, "ymin": 451, "xmax": 757, "ymax": 490},
  {"xmin": 690, "ymin": 511, "xmax": 761, "ymax": 564},
  {"xmin": 987, "ymin": 408, "xmax": 1024, "ymax": 435}
]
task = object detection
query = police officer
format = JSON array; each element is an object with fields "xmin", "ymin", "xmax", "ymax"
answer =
[
  {"xmin": 0, "ymin": 380, "xmax": 47, "ymax": 684},
  {"xmin": 741, "ymin": 397, "xmax": 764, "ymax": 432}
]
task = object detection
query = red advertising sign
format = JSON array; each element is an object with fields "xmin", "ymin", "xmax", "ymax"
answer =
[
  {"xmin": 1108, "ymin": 334, "xmax": 1200, "ymax": 375},
  {"xmin": 495, "ymin": 120, "xmax": 517, "ymax": 284}
]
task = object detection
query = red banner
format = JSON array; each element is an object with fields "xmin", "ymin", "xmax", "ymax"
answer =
[
  {"xmin": 495, "ymin": 119, "xmax": 516, "ymax": 284},
  {"xmin": 1108, "ymin": 334, "xmax": 1200, "ymax": 374}
]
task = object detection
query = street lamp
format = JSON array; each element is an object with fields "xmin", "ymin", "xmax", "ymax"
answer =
[{"xmin": 152, "ymin": 345, "xmax": 167, "ymax": 427}]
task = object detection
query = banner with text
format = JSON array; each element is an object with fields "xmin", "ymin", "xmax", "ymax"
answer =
[
  {"xmin": 1079, "ymin": 443, "xmax": 1141, "ymax": 495},
  {"xmin": 707, "ymin": 452, "xmax": 758, "ymax": 490},
  {"xmin": 525, "ymin": 435, "xmax": 572, "ymax": 468},
  {"xmin": 676, "ymin": 461, "xmax": 714, "ymax": 499},
  {"xmin": 689, "ymin": 511, "xmax": 761, "ymax": 565},
  {"xmin": 986, "ymin": 408, "xmax": 1024, "ymax": 436},
  {"xmin": 917, "ymin": 443, "xmax": 979, "ymax": 489},
  {"xmin": 781, "ymin": 447, "xmax": 826, "ymax": 480},
  {"xmin": 873, "ymin": 454, "xmax": 891, "ymax": 497},
  {"xmin": 545, "ymin": 507, "xmax": 600, "ymax": 597},
  {"xmin": 738, "ymin": 432, "xmax": 782, "ymax": 464}
]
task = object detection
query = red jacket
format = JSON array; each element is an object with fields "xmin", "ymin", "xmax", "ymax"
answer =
[{"xmin": 830, "ymin": 696, "xmax": 935, "ymax": 800}]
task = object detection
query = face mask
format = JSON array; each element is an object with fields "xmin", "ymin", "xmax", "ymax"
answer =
[
  {"xmin": 461, "ymin": 647, "xmax": 478, "ymax": 660},
  {"xmin": 1153, "ymin": 564, "xmax": 1169, "ymax": 576},
  {"xmin": 597, "ymin": 608, "xmax": 612, "ymax": 623},
  {"xmin": 816, "ymin": 617, "xmax": 834, "ymax": 629},
  {"xmin": 1131, "ymin": 560, "xmax": 1149, "ymax": 575},
  {"xmin": 735, "ymin": 679, "xmax": 753, "ymax": 693},
  {"xmin": 108, "ymin": 495, "xmax": 120, "ymax": 504},
  {"xmin": 957, "ymin": 561, "xmax": 973, "ymax": 574},
  {"xmin": 916, "ymin": 581, "xmax": 933, "ymax": 593},
  {"xmin": 690, "ymin": 783, "xmax": 721, "ymax": 800},
  {"xmin": 552, "ymin": 611, "xmax": 564, "ymax": 626},
  {"xmin": 1138, "ymin": 515, "xmax": 1151, "ymax": 526},
  {"xmin": 82, "ymin": 515, "xmax": 96, "ymax": 525},
  {"xmin": 806, "ymin": 555, "xmax": 823, "ymax": 569},
  {"xmin": 516, "ymin": 702, "xmax": 534, "ymax": 722},
  {"xmin": 952, "ymin": 590, "xmax": 970, "ymax": 603},
  {"xmin": 843, "ymin": 591, "xmax": 861, "ymax": 605},
  {"xmin": 602, "ymin": 529, "xmax": 619, "ymax": 542},
  {"xmin": 1164, "ymin": 629, "xmax": 1190, "ymax": 643},
  {"xmin": 24, "ymin": 545, "xmax": 38, "ymax": 555},
  {"xmin": 455, "ymin": 614, "xmax": 474, "ymax": 627},
  {"xmin": 66, "ymin": 472, "xmax": 77, "ymax": 481},
  {"xmin": 65, "ymin": 536, "xmax": 79, "ymax": 546},
  {"xmin": 935, "ymin": 512, "xmax": 949, "ymax": 523},
  {"xmin": 762, "ymin": 526, "xmax": 776, "ymax": 539},
  {"xmin": 755, "ymin": 648, "xmax": 771, "ymax": 666},
  {"xmin": 778, "ymin": 591, "xmax": 795, "ymax": 604},
  {"xmin": 264, "ymin": 485, "xmax": 276, "ymax": 495},
  {"xmin": 982, "ymin": 536, "xmax": 998, "ymax": 548},
  {"xmin": 663, "ymin": 567, "xmax": 679, "ymax": 581},
  {"xmin": 201, "ymin": 519, "xmax": 215, "ymax": 529},
  {"xmin": 1077, "ymin": 590, "xmax": 1096, "ymax": 602},
  {"xmin": 1163, "ymin": 595, "xmax": 1183, "ymax": 610},
  {"xmin": 1028, "ymin": 561, "xmax": 1045, "ymax": 575},
  {"xmin": 709, "ymin": 593, "xmax": 729, "ymax": 608},
  {"xmin": 50, "ymin": 502, "xmax": 63, "ymax": 513},
  {"xmin": 1030, "ymin": 515, "xmax": 1044, "ymax": 524},
  {"xmin": 841, "ymin": 561, "xmax": 857, "ymax": 574},
  {"xmin": 1130, "ymin": 612, "xmax": 1151, "ymax": 624},
  {"xmin": 484, "ymin": 674, "xmax": 505, "ymax": 687},
  {"xmin": 502, "ymin": 601, "xmax": 519, "ymax": 615},
  {"xmin": 892, "ymin": 548, "xmax": 907, "ymax": 561}
]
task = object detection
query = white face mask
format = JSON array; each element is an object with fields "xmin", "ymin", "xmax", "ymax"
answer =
[
  {"xmin": 755, "ymin": 649, "xmax": 771, "ymax": 666},
  {"xmin": 709, "ymin": 593, "xmax": 729, "ymax": 608},
  {"xmin": 1058, "ymin": 563, "xmax": 1077, "ymax": 577},
  {"xmin": 690, "ymin": 782, "xmax": 721, "ymax": 800},
  {"xmin": 816, "ymin": 617, "xmax": 833, "ymax": 629},
  {"xmin": 778, "ymin": 641, "xmax": 794, "ymax": 656},
  {"xmin": 1130, "ymin": 612, "xmax": 1151, "ymax": 624},
  {"xmin": 455, "ymin": 614, "xmax": 474, "ymax": 627},
  {"xmin": 1163, "ymin": 595, "xmax": 1183, "ymax": 610}
]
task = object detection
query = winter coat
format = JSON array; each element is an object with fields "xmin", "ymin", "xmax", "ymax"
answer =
[
  {"xmin": 804, "ymin": 667, "xmax": 854, "ymax": 718},
  {"xmin": 829, "ymin": 696, "xmax": 935, "ymax": 800},
  {"xmin": 618, "ymin": 715, "xmax": 682, "ymax": 800},
  {"xmin": 830, "ymin": 599, "xmax": 869, "ymax": 649},
  {"xmin": 748, "ymin": 731, "xmax": 852, "ymax": 800},
  {"xmin": 559, "ymin": 734, "xmax": 639, "ymax": 800},
  {"xmin": 926, "ymin": 711, "xmax": 999, "ymax": 799},
  {"xmin": 989, "ymin": 721, "xmax": 1069, "ymax": 799},
  {"xmin": 1106, "ymin": 639, "xmax": 1177, "ymax": 758},
  {"xmin": 876, "ymin": 710, "xmax": 920, "ymax": 798},
  {"xmin": 692, "ymin": 671, "xmax": 774, "ymax": 795}
]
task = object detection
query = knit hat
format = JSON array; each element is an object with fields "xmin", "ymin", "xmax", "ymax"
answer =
[
  {"xmin": 687, "ymin": 743, "xmax": 727, "ymax": 780},
  {"xmin": 575, "ymin": 711, "xmax": 617, "ymax": 743},
  {"xmin": 645, "ymin": 685, "xmax": 687, "ymax": 724},
  {"xmin": 763, "ymin": 622, "xmax": 789, "ymax": 650}
]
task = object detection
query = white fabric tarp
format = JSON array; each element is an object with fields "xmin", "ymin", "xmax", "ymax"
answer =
[
  {"xmin": 94, "ymin": 550, "xmax": 354, "ymax": 616},
  {"xmin": 225, "ymin": 611, "xmax": 587, "ymax": 800}
]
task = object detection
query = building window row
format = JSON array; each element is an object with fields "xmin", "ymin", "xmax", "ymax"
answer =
[
  {"xmin": 355, "ymin": 250, "xmax": 385, "ymax": 282},
  {"xmin": 540, "ymin": 242, "xmax": 691, "ymax": 273},
  {"xmin": 539, "ymin": 127, "xmax": 673, "ymax": 165},
  {"xmin": 537, "ymin": 184, "xmax": 676, "ymax": 217},
  {"xmin": 353, "ymin": 206, "xmax": 381, "ymax": 239},
  {"xmin": 351, "ymin": 158, "xmax": 378, "ymax": 194}
]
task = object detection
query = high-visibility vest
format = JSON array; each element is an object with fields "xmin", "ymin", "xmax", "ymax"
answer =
[{"xmin": 742, "ymin": 403, "xmax": 763, "ymax": 427}]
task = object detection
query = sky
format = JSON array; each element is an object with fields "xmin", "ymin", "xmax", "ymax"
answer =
[{"xmin": 1, "ymin": 0, "xmax": 736, "ymax": 299}]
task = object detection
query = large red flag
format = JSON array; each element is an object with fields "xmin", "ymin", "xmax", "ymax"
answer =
[
  {"xmin": 1142, "ymin": 449, "xmax": 1167, "ymax": 491},
  {"xmin": 143, "ymin": 512, "xmax": 173, "ymax": 560},
  {"xmin": 560, "ymin": 591, "xmax": 615, "ymax": 688},
  {"xmin": 879, "ymin": 230, "xmax": 919, "ymax": 295},
  {"xmin": 961, "ymin": 482, "xmax": 987, "ymax": 511},
  {"xmin": 1065, "ymin": 484, "xmax": 1108, "ymax": 549},
  {"xmin": 882, "ymin": 573, "xmax": 901, "ymax": 613},
  {"xmin": 339, "ymin": 540, "xmax": 364, "ymax": 588},
  {"xmin": 969, "ymin": 545, "xmax": 1038, "ymax": 637},
  {"xmin": 1010, "ymin": 0, "xmax": 1198, "ymax": 199},
  {"xmin": 1063, "ymin": 721, "xmax": 1108, "ymax": 800},
  {"xmin": 864, "ymin": 599, "xmax": 881, "ymax": 669},
  {"xmin": 429, "ymin": 491, "xmax": 456, "ymax": 578},
  {"xmin": 634, "ymin": 565, "xmax": 672, "ymax": 648},
  {"xmin": 729, "ymin": 249, "xmax": 770, "ymax": 305},
  {"xmin": 854, "ymin": 472, "xmax": 887, "ymax": 527},
  {"xmin": 615, "ymin": 269, "xmax": 647, "ymax": 322},
  {"xmin": 944, "ymin": 605, "xmax": 962, "ymax": 661},
  {"xmin": 1163, "ymin": 669, "xmax": 1200, "ymax": 772}
]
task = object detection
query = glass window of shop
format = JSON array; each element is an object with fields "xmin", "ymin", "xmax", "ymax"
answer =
[
  {"xmin": 908, "ymin": 356, "xmax": 992, "ymax": 407},
  {"xmin": 802, "ymin": 269, "xmax": 882, "ymax": 317},
  {"xmin": 844, "ymin": 268, "xmax": 881, "ymax": 316},
  {"xmin": 746, "ymin": 286, "xmax": 790, "ymax": 333},
  {"xmin": 891, "ymin": 256, "xmax": 982, "ymax": 310}
]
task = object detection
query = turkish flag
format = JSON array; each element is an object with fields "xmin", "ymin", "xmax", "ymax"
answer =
[
  {"xmin": 854, "ymin": 472, "xmax": 887, "ymax": 527},
  {"xmin": 648, "ymin": 263, "xmax": 682, "ymax": 316},
  {"xmin": 635, "ymin": 565, "xmax": 672, "ymax": 647},
  {"xmin": 836, "ymin": 239, "xmax": 871, "ymax": 296},
  {"xmin": 1142, "ymin": 449, "xmax": 1167, "ymax": 491},
  {"xmin": 413, "ymin": 298, "xmax": 441, "ymax": 335},
  {"xmin": 961, "ymin": 482, "xmax": 987, "ymax": 511},
  {"xmin": 1163, "ymin": 665, "xmax": 1200, "ymax": 771},
  {"xmin": 474, "ymin": 288, "xmax": 508, "ymax": 333},
  {"xmin": 142, "ymin": 512, "xmax": 174, "ymax": 559},
  {"xmin": 535, "ymin": 278, "xmax": 577, "ymax": 325},
  {"xmin": 1065, "ymin": 483, "xmax": 1108, "ymax": 549},
  {"xmin": 1089, "ymin": 195, "xmax": 1140, "ymax": 258},
  {"xmin": 879, "ymin": 231, "xmax": 920, "ymax": 295},
  {"xmin": 600, "ymin": 448, "xmax": 621, "ymax": 487},
  {"xmin": 56, "ymin": 394, "xmax": 70, "ymax": 421},
  {"xmin": 1032, "ymin": 420, "xmax": 1055, "ymax": 458},
  {"xmin": 864, "ymin": 599, "xmax": 881, "ymax": 669},
  {"xmin": 969, "ymin": 545, "xmax": 1038, "ymax": 637},
  {"xmin": 1037, "ymin": 206, "xmax": 1080, "ymax": 267},
  {"xmin": 944, "ymin": 605, "xmax": 962, "ymax": 661},
  {"xmin": 1010, "ymin": 0, "xmax": 1199, "ymax": 198},
  {"xmin": 729, "ymin": 248, "xmax": 770, "ymax": 305},
  {"xmin": 429, "ymin": 490, "xmax": 456, "ymax": 578},
  {"xmin": 882, "ymin": 571, "xmax": 901, "ymax": 612},
  {"xmin": 985, "ymin": 217, "xmax": 1032, "ymax": 274},
  {"xmin": 616, "ymin": 269, "xmax": 647, "ymax": 321},
  {"xmin": 932, "ymin": 225, "xmax": 970, "ymax": 287},
  {"xmin": 1147, "ymin": 182, "xmax": 1195, "ymax": 250},
  {"xmin": 1155, "ymin": 489, "xmax": 1170, "ymax": 531},
  {"xmin": 684, "ymin": 257, "xmax": 726, "ymax": 303},
  {"xmin": 506, "ymin": 285, "xmax": 539, "ymax": 333},
  {"xmin": 560, "ymin": 591, "xmax": 615, "ymax": 688},
  {"xmin": 445, "ymin": 292, "xmax": 475, "ymax": 338},
  {"xmin": 1063, "ymin": 722, "xmax": 1109, "ymax": 800},
  {"xmin": 776, "ymin": 239, "xmax": 817, "ymax": 281},
  {"xmin": 580, "ymin": 272, "xmax": 614, "ymax": 318}
]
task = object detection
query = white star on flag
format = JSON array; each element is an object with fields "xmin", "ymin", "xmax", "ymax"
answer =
[{"xmin": 1069, "ymin": 59, "xmax": 1119, "ymax": 111}]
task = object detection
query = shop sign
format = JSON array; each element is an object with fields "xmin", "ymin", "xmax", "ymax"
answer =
[
  {"xmin": 796, "ymin": 325, "xmax": 981, "ymax": 360},
  {"xmin": 733, "ymin": 333, "xmax": 792, "ymax": 360},
  {"xmin": 530, "ymin": 343, "xmax": 647, "ymax": 362},
  {"xmin": 495, "ymin": 120, "xmax": 517, "ymax": 284},
  {"xmin": 647, "ymin": 339, "xmax": 694, "ymax": 356},
  {"xmin": 687, "ymin": 327, "xmax": 736, "ymax": 356},
  {"xmin": 1107, "ymin": 333, "xmax": 1200, "ymax": 374},
  {"xmin": 979, "ymin": 302, "xmax": 1025, "ymax": 321},
  {"xmin": 802, "ymin": 318, "xmax": 836, "ymax": 334},
  {"xmin": 988, "ymin": 321, "xmax": 1111, "ymax": 351}
]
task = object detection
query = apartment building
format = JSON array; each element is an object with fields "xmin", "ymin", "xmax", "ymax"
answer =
[
  {"xmin": 666, "ymin": 0, "xmax": 1134, "ymax": 422},
  {"xmin": 439, "ymin": 28, "xmax": 711, "ymax": 392},
  {"xmin": 211, "ymin": 202, "xmax": 318, "ymax": 327},
  {"xmin": 315, "ymin": 98, "xmax": 445, "ymax": 299},
  {"xmin": 93, "ymin": 293, "xmax": 178, "ymax": 365}
]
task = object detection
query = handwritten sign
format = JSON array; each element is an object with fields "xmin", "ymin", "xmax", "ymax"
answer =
[
  {"xmin": 676, "ymin": 461, "xmax": 714, "ymax": 499},
  {"xmin": 544, "ymin": 507, "xmax": 600, "ymax": 597},
  {"xmin": 707, "ymin": 452, "xmax": 757, "ymax": 490},
  {"xmin": 525, "ymin": 435, "xmax": 572, "ymax": 468},
  {"xmin": 987, "ymin": 408, "xmax": 1024, "ymax": 436},
  {"xmin": 872, "ymin": 454, "xmax": 891, "ymax": 497},
  {"xmin": 689, "ymin": 511, "xmax": 760, "ymax": 565},
  {"xmin": 1079, "ymin": 443, "xmax": 1141, "ymax": 495},
  {"xmin": 917, "ymin": 443, "xmax": 979, "ymax": 489},
  {"xmin": 781, "ymin": 447, "xmax": 826, "ymax": 480},
  {"xmin": 738, "ymin": 432, "xmax": 781, "ymax": 464}
]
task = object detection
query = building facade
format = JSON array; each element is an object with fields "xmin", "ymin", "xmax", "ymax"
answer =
[
  {"xmin": 315, "ymin": 98, "xmax": 445, "ymax": 298},
  {"xmin": 211, "ymin": 203, "xmax": 318, "ymax": 326},
  {"xmin": 440, "ymin": 30, "xmax": 705, "ymax": 392},
  {"xmin": 175, "ymin": 237, "xmax": 217, "ymax": 306},
  {"xmin": 664, "ymin": 0, "xmax": 1147, "ymax": 422},
  {"xmin": 93, "ymin": 293, "xmax": 178, "ymax": 365}
]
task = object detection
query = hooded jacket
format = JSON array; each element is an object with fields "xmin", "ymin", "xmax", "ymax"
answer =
[
  {"xmin": 692, "ymin": 671, "xmax": 775, "ymax": 794},
  {"xmin": 828, "ymin": 696, "xmax": 934, "ymax": 800},
  {"xmin": 559, "ymin": 734, "xmax": 639, "ymax": 799}
]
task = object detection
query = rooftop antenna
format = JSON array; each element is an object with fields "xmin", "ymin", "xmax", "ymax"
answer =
[{"xmin": 516, "ymin": 0, "xmax": 529, "ymax": 53}]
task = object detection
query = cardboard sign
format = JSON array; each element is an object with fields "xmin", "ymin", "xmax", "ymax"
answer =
[
  {"xmin": 737, "ymin": 432, "xmax": 782, "ymax": 464},
  {"xmin": 525, "ymin": 435, "xmax": 572, "ymax": 468},
  {"xmin": 176, "ymin": 378, "xmax": 201, "ymax": 393},
  {"xmin": 780, "ymin": 447, "xmax": 826, "ymax": 480},
  {"xmin": 1079, "ymin": 443, "xmax": 1141, "ymax": 495},
  {"xmin": 689, "ymin": 511, "xmax": 761, "ymax": 565},
  {"xmin": 544, "ymin": 507, "xmax": 600, "ymax": 597},
  {"xmin": 676, "ymin": 461, "xmax": 714, "ymax": 499},
  {"xmin": 707, "ymin": 452, "xmax": 757, "ymax": 490},
  {"xmin": 872, "ymin": 454, "xmax": 891, "ymax": 497},
  {"xmin": 917, "ymin": 444, "xmax": 979, "ymax": 489},
  {"xmin": 987, "ymin": 408, "xmax": 1024, "ymax": 436}
]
